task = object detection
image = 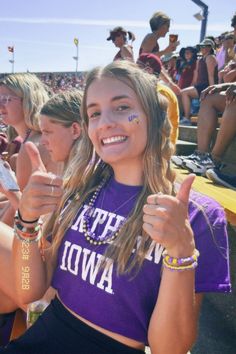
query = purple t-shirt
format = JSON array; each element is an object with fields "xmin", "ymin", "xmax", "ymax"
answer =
[{"xmin": 52, "ymin": 177, "xmax": 231, "ymax": 344}]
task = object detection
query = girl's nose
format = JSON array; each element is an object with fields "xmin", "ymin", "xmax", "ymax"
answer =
[
  {"xmin": 98, "ymin": 111, "xmax": 116, "ymax": 129},
  {"xmin": 40, "ymin": 135, "xmax": 47, "ymax": 146}
]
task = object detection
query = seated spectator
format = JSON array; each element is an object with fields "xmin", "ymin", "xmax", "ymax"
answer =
[
  {"xmin": 2, "ymin": 126, "xmax": 23, "ymax": 172},
  {"xmin": 218, "ymin": 60, "xmax": 236, "ymax": 83},
  {"xmin": 220, "ymin": 13, "xmax": 236, "ymax": 82},
  {"xmin": 0, "ymin": 127, "xmax": 20, "ymax": 208},
  {"xmin": 231, "ymin": 12, "xmax": 236, "ymax": 53},
  {"xmin": 139, "ymin": 11, "xmax": 179, "ymax": 57},
  {"xmin": 161, "ymin": 52, "xmax": 179, "ymax": 83},
  {"xmin": 223, "ymin": 33, "xmax": 236, "ymax": 64},
  {"xmin": 180, "ymin": 38, "xmax": 218, "ymax": 125},
  {"xmin": 140, "ymin": 52, "xmax": 181, "ymax": 96},
  {"xmin": 215, "ymin": 33, "xmax": 229, "ymax": 71},
  {"xmin": 205, "ymin": 83, "xmax": 236, "ymax": 190},
  {"xmin": 0, "ymin": 73, "xmax": 57, "ymax": 226},
  {"xmin": 107, "ymin": 27, "xmax": 135, "ymax": 61},
  {"xmin": 137, "ymin": 53, "xmax": 179, "ymax": 144},
  {"xmin": 177, "ymin": 46, "xmax": 198, "ymax": 89},
  {"xmin": 171, "ymin": 82, "xmax": 236, "ymax": 178}
]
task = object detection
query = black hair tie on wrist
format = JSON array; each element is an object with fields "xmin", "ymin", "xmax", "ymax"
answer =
[{"xmin": 17, "ymin": 210, "xmax": 39, "ymax": 224}]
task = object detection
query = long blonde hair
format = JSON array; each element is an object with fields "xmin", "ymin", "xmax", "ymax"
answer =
[
  {"xmin": 49, "ymin": 61, "xmax": 175, "ymax": 274},
  {"xmin": 40, "ymin": 89, "xmax": 83, "ymax": 167},
  {"xmin": 0, "ymin": 73, "xmax": 49, "ymax": 132}
]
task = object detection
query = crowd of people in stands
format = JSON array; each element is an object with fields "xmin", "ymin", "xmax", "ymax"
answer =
[
  {"xmin": 37, "ymin": 72, "xmax": 86, "ymax": 92},
  {"xmin": 0, "ymin": 72, "xmax": 86, "ymax": 93},
  {"xmin": 0, "ymin": 9, "xmax": 235, "ymax": 354}
]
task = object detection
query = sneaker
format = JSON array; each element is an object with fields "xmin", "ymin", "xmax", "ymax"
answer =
[
  {"xmin": 206, "ymin": 168, "xmax": 236, "ymax": 190},
  {"xmin": 179, "ymin": 117, "xmax": 192, "ymax": 126},
  {"xmin": 184, "ymin": 153, "xmax": 215, "ymax": 175},
  {"xmin": 171, "ymin": 150, "xmax": 201, "ymax": 167}
]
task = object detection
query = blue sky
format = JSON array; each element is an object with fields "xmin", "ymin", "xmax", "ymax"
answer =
[{"xmin": 0, "ymin": 0, "xmax": 234, "ymax": 73}]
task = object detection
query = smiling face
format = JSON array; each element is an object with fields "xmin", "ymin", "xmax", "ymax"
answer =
[
  {"xmin": 40, "ymin": 114, "xmax": 81, "ymax": 162},
  {"xmin": 86, "ymin": 77, "xmax": 148, "ymax": 175},
  {"xmin": 0, "ymin": 85, "xmax": 24, "ymax": 128}
]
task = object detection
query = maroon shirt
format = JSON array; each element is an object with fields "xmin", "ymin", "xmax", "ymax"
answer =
[{"xmin": 178, "ymin": 61, "xmax": 197, "ymax": 89}]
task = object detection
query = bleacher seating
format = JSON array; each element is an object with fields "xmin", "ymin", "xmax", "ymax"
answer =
[
  {"xmin": 176, "ymin": 124, "xmax": 236, "ymax": 225},
  {"xmin": 176, "ymin": 122, "xmax": 236, "ymax": 353},
  {"xmin": 190, "ymin": 116, "xmax": 222, "ymax": 126}
]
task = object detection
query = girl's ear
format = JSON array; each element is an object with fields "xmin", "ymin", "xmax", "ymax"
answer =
[{"xmin": 71, "ymin": 122, "xmax": 81, "ymax": 140}]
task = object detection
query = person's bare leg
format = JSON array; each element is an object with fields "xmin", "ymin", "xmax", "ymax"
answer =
[
  {"xmin": 181, "ymin": 87, "xmax": 198, "ymax": 119},
  {"xmin": 197, "ymin": 93, "xmax": 226, "ymax": 153},
  {"xmin": 223, "ymin": 69, "xmax": 236, "ymax": 83},
  {"xmin": 211, "ymin": 100, "xmax": 236, "ymax": 159},
  {"xmin": 218, "ymin": 70, "xmax": 224, "ymax": 84}
]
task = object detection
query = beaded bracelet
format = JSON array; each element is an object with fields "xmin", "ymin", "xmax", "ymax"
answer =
[
  {"xmin": 14, "ymin": 223, "xmax": 43, "ymax": 243},
  {"xmin": 14, "ymin": 228, "xmax": 42, "ymax": 243},
  {"xmin": 14, "ymin": 216, "xmax": 43, "ymax": 243},
  {"xmin": 162, "ymin": 248, "xmax": 200, "ymax": 267},
  {"xmin": 162, "ymin": 257, "xmax": 198, "ymax": 271},
  {"xmin": 16, "ymin": 210, "xmax": 39, "ymax": 224},
  {"xmin": 14, "ymin": 230, "xmax": 42, "ymax": 243}
]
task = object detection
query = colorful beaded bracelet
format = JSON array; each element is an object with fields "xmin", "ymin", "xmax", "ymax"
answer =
[
  {"xmin": 162, "ymin": 258, "xmax": 198, "ymax": 271},
  {"xmin": 14, "ymin": 227, "xmax": 40, "ymax": 239},
  {"xmin": 162, "ymin": 248, "xmax": 200, "ymax": 266},
  {"xmin": 14, "ymin": 221, "xmax": 41, "ymax": 233},
  {"xmin": 14, "ymin": 214, "xmax": 43, "ymax": 243},
  {"xmin": 14, "ymin": 228, "xmax": 43, "ymax": 243}
]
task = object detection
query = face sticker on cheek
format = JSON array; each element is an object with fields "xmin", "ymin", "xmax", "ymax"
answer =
[{"xmin": 128, "ymin": 113, "xmax": 140, "ymax": 124}]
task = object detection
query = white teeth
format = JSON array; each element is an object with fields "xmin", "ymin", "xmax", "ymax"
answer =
[{"xmin": 102, "ymin": 136, "xmax": 127, "ymax": 144}]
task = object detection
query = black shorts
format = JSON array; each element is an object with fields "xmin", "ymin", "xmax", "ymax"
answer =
[
  {"xmin": 194, "ymin": 83, "xmax": 209, "ymax": 97},
  {"xmin": 0, "ymin": 297, "xmax": 145, "ymax": 354}
]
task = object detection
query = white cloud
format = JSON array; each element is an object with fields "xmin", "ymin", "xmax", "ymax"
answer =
[
  {"xmin": 0, "ymin": 17, "xmax": 229, "ymax": 32},
  {"xmin": 1, "ymin": 37, "xmax": 113, "ymax": 51}
]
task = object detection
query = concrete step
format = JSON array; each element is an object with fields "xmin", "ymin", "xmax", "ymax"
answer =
[
  {"xmin": 178, "ymin": 125, "xmax": 198, "ymax": 143},
  {"xmin": 178, "ymin": 125, "xmax": 218, "ymax": 144},
  {"xmin": 176, "ymin": 139, "xmax": 197, "ymax": 155},
  {"xmin": 178, "ymin": 126, "xmax": 236, "ymax": 165}
]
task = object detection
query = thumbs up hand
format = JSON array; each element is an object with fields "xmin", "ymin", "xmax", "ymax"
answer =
[
  {"xmin": 143, "ymin": 174, "xmax": 195, "ymax": 258},
  {"xmin": 18, "ymin": 142, "xmax": 63, "ymax": 222}
]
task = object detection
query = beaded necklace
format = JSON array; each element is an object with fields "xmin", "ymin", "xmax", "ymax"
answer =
[{"xmin": 82, "ymin": 176, "xmax": 138, "ymax": 245}]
